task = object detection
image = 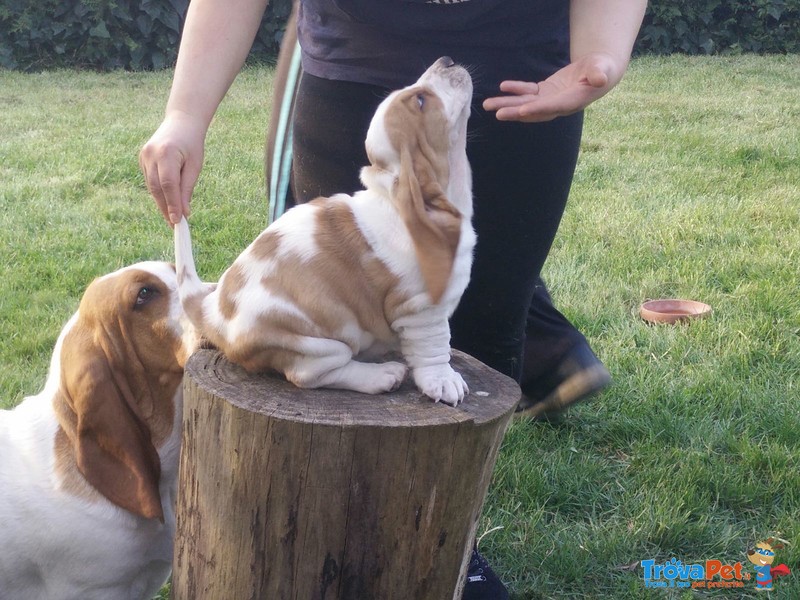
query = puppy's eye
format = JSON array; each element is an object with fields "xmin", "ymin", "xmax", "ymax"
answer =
[
  {"xmin": 416, "ymin": 93, "xmax": 425, "ymax": 110},
  {"xmin": 135, "ymin": 286, "xmax": 157, "ymax": 307}
]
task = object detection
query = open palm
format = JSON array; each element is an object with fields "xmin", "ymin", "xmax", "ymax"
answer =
[{"xmin": 483, "ymin": 52, "xmax": 625, "ymax": 122}]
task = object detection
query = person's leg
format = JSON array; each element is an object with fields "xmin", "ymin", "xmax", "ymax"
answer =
[
  {"xmin": 517, "ymin": 281, "xmax": 611, "ymax": 420},
  {"xmin": 450, "ymin": 107, "xmax": 583, "ymax": 377},
  {"xmin": 451, "ymin": 105, "xmax": 609, "ymax": 419}
]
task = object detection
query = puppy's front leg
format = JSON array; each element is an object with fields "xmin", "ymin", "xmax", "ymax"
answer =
[{"xmin": 394, "ymin": 310, "xmax": 468, "ymax": 406}]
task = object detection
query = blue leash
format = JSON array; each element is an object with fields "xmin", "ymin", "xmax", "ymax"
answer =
[{"xmin": 268, "ymin": 40, "xmax": 302, "ymax": 225}]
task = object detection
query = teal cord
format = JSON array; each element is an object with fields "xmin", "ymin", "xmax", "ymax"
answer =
[{"xmin": 268, "ymin": 41, "xmax": 302, "ymax": 225}]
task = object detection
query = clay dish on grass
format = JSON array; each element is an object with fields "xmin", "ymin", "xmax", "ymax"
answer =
[{"xmin": 639, "ymin": 299, "xmax": 712, "ymax": 325}]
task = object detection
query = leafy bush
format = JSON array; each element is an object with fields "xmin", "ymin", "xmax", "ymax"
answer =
[
  {"xmin": 2, "ymin": 0, "xmax": 798, "ymax": 70},
  {"xmin": 637, "ymin": 0, "xmax": 800, "ymax": 54},
  {"xmin": 0, "ymin": 0, "xmax": 292, "ymax": 71}
]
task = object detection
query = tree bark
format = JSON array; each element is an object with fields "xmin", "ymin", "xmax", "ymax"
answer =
[{"xmin": 172, "ymin": 349, "xmax": 519, "ymax": 600}]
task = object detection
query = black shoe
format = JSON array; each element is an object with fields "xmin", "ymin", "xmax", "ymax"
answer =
[
  {"xmin": 462, "ymin": 546, "xmax": 509, "ymax": 600},
  {"xmin": 516, "ymin": 341, "xmax": 611, "ymax": 422}
]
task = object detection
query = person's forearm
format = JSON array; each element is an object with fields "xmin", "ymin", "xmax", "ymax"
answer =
[
  {"xmin": 166, "ymin": 0, "xmax": 271, "ymax": 129},
  {"xmin": 569, "ymin": 0, "xmax": 647, "ymax": 83}
]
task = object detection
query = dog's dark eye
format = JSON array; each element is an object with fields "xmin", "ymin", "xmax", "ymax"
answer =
[
  {"xmin": 135, "ymin": 286, "xmax": 157, "ymax": 307},
  {"xmin": 416, "ymin": 93, "xmax": 426, "ymax": 110}
]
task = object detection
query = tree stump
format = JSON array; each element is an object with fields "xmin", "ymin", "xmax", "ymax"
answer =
[{"xmin": 172, "ymin": 349, "xmax": 520, "ymax": 600}]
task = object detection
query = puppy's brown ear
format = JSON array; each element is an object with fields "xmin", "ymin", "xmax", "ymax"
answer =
[
  {"xmin": 56, "ymin": 325, "xmax": 164, "ymax": 521},
  {"xmin": 395, "ymin": 145, "xmax": 462, "ymax": 303}
]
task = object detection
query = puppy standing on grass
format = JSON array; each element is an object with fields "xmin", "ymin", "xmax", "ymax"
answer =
[{"xmin": 175, "ymin": 57, "xmax": 475, "ymax": 406}]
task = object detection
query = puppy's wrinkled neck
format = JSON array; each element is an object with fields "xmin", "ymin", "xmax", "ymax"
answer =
[{"xmin": 360, "ymin": 162, "xmax": 395, "ymax": 199}]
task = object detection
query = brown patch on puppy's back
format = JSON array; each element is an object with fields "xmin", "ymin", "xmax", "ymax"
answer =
[
  {"xmin": 217, "ymin": 230, "xmax": 282, "ymax": 322},
  {"xmin": 249, "ymin": 229, "xmax": 283, "ymax": 263},
  {"xmin": 218, "ymin": 263, "xmax": 247, "ymax": 321},
  {"xmin": 308, "ymin": 200, "xmax": 399, "ymax": 341}
]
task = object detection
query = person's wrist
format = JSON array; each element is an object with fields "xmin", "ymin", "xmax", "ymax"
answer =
[
  {"xmin": 163, "ymin": 107, "xmax": 211, "ymax": 138},
  {"xmin": 584, "ymin": 51, "xmax": 627, "ymax": 89}
]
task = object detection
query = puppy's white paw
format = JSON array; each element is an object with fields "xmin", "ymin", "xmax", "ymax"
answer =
[
  {"xmin": 293, "ymin": 359, "xmax": 408, "ymax": 394},
  {"xmin": 364, "ymin": 361, "xmax": 408, "ymax": 394},
  {"xmin": 413, "ymin": 364, "xmax": 469, "ymax": 406}
]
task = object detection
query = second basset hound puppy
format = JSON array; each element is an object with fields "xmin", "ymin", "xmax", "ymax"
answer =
[
  {"xmin": 0, "ymin": 262, "xmax": 197, "ymax": 600},
  {"xmin": 175, "ymin": 57, "xmax": 475, "ymax": 406}
]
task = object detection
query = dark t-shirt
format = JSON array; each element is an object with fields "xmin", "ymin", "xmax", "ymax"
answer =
[{"xmin": 297, "ymin": 0, "xmax": 570, "ymax": 99}]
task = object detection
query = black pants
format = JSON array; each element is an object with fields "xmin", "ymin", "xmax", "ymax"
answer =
[{"xmin": 289, "ymin": 73, "xmax": 588, "ymax": 389}]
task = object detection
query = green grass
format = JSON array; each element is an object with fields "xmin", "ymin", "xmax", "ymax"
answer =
[{"xmin": 1, "ymin": 56, "xmax": 798, "ymax": 598}]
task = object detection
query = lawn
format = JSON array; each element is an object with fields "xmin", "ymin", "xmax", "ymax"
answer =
[{"xmin": 1, "ymin": 55, "xmax": 799, "ymax": 599}]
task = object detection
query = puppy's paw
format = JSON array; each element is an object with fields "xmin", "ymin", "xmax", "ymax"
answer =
[
  {"xmin": 364, "ymin": 361, "xmax": 408, "ymax": 394},
  {"xmin": 291, "ymin": 359, "xmax": 407, "ymax": 394},
  {"xmin": 413, "ymin": 364, "xmax": 469, "ymax": 406}
]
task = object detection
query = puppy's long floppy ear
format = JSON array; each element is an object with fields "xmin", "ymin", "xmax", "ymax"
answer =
[
  {"xmin": 394, "ymin": 143, "xmax": 462, "ymax": 304},
  {"xmin": 56, "ymin": 324, "xmax": 164, "ymax": 521}
]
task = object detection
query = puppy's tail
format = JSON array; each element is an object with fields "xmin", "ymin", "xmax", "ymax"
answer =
[{"xmin": 174, "ymin": 217, "xmax": 216, "ymax": 331}]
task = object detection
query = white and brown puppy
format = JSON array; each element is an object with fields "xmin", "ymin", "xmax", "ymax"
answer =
[
  {"xmin": 175, "ymin": 57, "xmax": 474, "ymax": 406},
  {"xmin": 0, "ymin": 262, "xmax": 196, "ymax": 600}
]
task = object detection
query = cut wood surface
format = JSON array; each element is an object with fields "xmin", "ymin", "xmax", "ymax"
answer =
[{"xmin": 172, "ymin": 349, "xmax": 520, "ymax": 600}]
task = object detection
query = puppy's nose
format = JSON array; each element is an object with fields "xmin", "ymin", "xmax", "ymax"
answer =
[{"xmin": 438, "ymin": 56, "xmax": 455, "ymax": 68}]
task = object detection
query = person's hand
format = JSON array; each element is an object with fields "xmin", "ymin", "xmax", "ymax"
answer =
[
  {"xmin": 483, "ymin": 52, "xmax": 625, "ymax": 123},
  {"xmin": 139, "ymin": 111, "xmax": 206, "ymax": 225}
]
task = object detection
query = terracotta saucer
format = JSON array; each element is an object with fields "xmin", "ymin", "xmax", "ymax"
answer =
[{"xmin": 639, "ymin": 299, "xmax": 712, "ymax": 325}]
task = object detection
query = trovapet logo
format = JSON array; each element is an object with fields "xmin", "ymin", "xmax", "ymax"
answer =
[
  {"xmin": 641, "ymin": 558, "xmax": 750, "ymax": 589},
  {"xmin": 641, "ymin": 538, "xmax": 792, "ymax": 591}
]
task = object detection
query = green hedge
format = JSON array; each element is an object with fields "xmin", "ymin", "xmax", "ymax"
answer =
[
  {"xmin": 1, "ymin": 0, "xmax": 798, "ymax": 71},
  {"xmin": 0, "ymin": 0, "xmax": 292, "ymax": 71},
  {"xmin": 636, "ymin": 0, "xmax": 800, "ymax": 54}
]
